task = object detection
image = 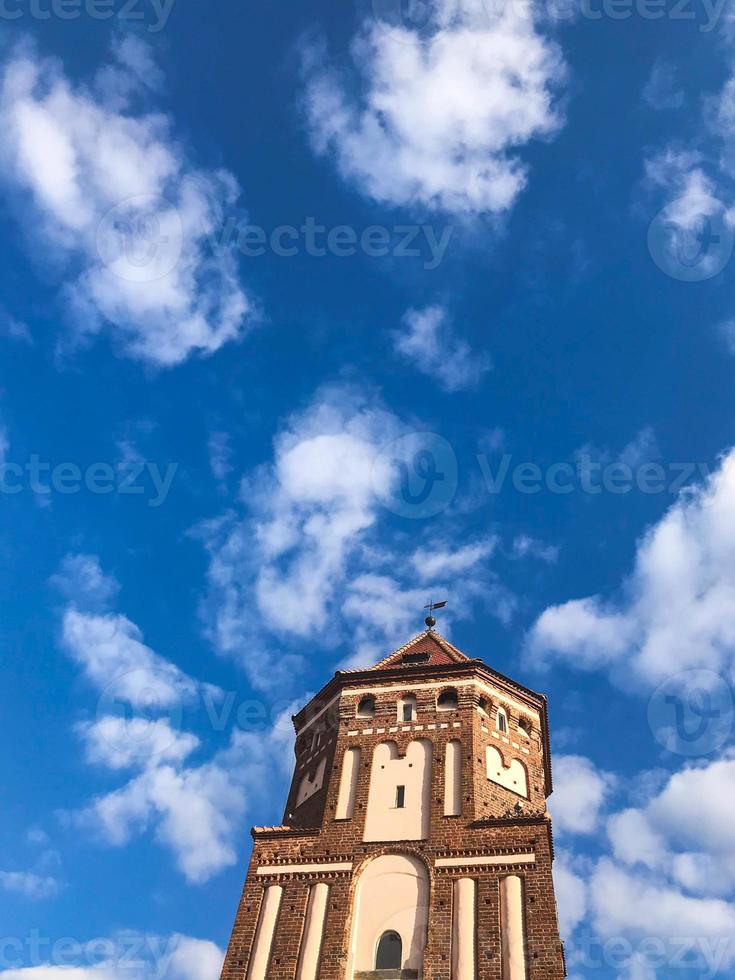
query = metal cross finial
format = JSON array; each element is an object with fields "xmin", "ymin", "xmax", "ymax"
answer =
[{"xmin": 424, "ymin": 599, "xmax": 447, "ymax": 630}]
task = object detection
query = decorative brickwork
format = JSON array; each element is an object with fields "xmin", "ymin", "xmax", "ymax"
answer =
[{"xmin": 220, "ymin": 631, "xmax": 566, "ymax": 980}]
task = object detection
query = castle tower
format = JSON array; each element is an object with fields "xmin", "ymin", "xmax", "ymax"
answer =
[{"xmin": 220, "ymin": 630, "xmax": 566, "ymax": 980}]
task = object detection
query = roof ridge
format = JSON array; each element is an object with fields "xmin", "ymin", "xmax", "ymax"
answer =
[{"xmin": 370, "ymin": 628, "xmax": 470, "ymax": 670}]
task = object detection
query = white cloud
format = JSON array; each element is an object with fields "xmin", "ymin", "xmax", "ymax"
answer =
[
  {"xmin": 717, "ymin": 318, "xmax": 735, "ymax": 355},
  {"xmin": 589, "ymin": 859, "xmax": 735, "ymax": 962},
  {"xmin": 60, "ymin": 609, "xmax": 201, "ymax": 708},
  {"xmin": 410, "ymin": 538, "xmax": 496, "ymax": 579},
  {"xmin": 52, "ymin": 553, "xmax": 215, "ymax": 708},
  {"xmin": 607, "ymin": 755, "xmax": 735, "ymax": 897},
  {"xmin": 0, "ymin": 305, "xmax": 32, "ymax": 343},
  {"xmin": 77, "ymin": 717, "xmax": 200, "ymax": 771},
  {"xmin": 551, "ymin": 755, "xmax": 614, "ymax": 835},
  {"xmin": 618, "ymin": 426, "xmax": 660, "ymax": 469},
  {"xmin": 527, "ymin": 448, "xmax": 735, "ymax": 686},
  {"xmin": 208, "ymin": 431, "xmax": 232, "ymax": 483},
  {"xmin": 511, "ymin": 534, "xmax": 559, "ymax": 564},
  {"xmin": 74, "ymin": 709, "xmax": 295, "ymax": 884},
  {"xmin": 0, "ymin": 869, "xmax": 59, "ymax": 900},
  {"xmin": 0, "ymin": 40, "xmax": 252, "ymax": 366},
  {"xmin": 51, "ymin": 553, "xmax": 120, "ymax": 612},
  {"xmin": 553, "ymin": 853, "xmax": 588, "ymax": 937},
  {"xmin": 197, "ymin": 384, "xmax": 405, "ymax": 688},
  {"xmin": 303, "ymin": 0, "xmax": 566, "ymax": 215},
  {"xmin": 393, "ymin": 306, "xmax": 491, "ymax": 392},
  {"xmin": 52, "ymin": 554, "xmax": 287, "ymax": 883},
  {"xmin": 198, "ymin": 384, "xmax": 535, "ymax": 687},
  {"xmin": 574, "ymin": 426, "xmax": 660, "ymax": 472},
  {"xmin": 0, "ymin": 933, "xmax": 223, "ymax": 980}
]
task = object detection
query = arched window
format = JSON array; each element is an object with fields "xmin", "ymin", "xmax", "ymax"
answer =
[
  {"xmin": 357, "ymin": 696, "xmax": 376, "ymax": 720},
  {"xmin": 376, "ymin": 930, "xmax": 402, "ymax": 970},
  {"xmin": 478, "ymin": 696, "xmax": 490, "ymax": 717},
  {"xmin": 399, "ymin": 694, "xmax": 417, "ymax": 722},
  {"xmin": 518, "ymin": 717, "xmax": 532, "ymax": 738},
  {"xmin": 437, "ymin": 688, "xmax": 458, "ymax": 712},
  {"xmin": 496, "ymin": 707, "xmax": 508, "ymax": 733}
]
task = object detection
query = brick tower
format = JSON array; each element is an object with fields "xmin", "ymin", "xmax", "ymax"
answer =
[{"xmin": 220, "ymin": 629, "xmax": 566, "ymax": 980}]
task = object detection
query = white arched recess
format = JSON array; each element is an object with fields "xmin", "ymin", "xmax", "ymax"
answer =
[
  {"xmin": 335, "ymin": 747, "xmax": 361, "ymax": 820},
  {"xmin": 444, "ymin": 739, "xmax": 462, "ymax": 816},
  {"xmin": 347, "ymin": 853, "xmax": 429, "ymax": 977},
  {"xmin": 363, "ymin": 739, "xmax": 433, "ymax": 842},
  {"xmin": 486, "ymin": 745, "xmax": 528, "ymax": 798}
]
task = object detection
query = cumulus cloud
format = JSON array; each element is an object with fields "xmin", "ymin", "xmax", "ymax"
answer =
[
  {"xmin": 607, "ymin": 755, "xmax": 735, "ymax": 898},
  {"xmin": 52, "ymin": 552, "xmax": 215, "ymax": 709},
  {"xmin": 60, "ymin": 609, "xmax": 203, "ymax": 709},
  {"xmin": 197, "ymin": 384, "xmax": 530, "ymax": 688},
  {"xmin": 0, "ymin": 38, "xmax": 252, "ymax": 366},
  {"xmin": 52, "ymin": 554, "xmax": 290, "ymax": 882},
  {"xmin": 589, "ymin": 859, "xmax": 735, "ymax": 967},
  {"xmin": 551, "ymin": 755, "xmax": 614, "ymax": 835},
  {"xmin": 196, "ymin": 385, "xmax": 403, "ymax": 686},
  {"xmin": 393, "ymin": 306, "xmax": 491, "ymax": 392},
  {"xmin": 553, "ymin": 853, "xmax": 588, "ymax": 937},
  {"xmin": 527, "ymin": 448, "xmax": 735, "ymax": 686},
  {"xmin": 74, "ymin": 710, "xmax": 295, "ymax": 883},
  {"xmin": 303, "ymin": 0, "xmax": 566, "ymax": 215},
  {"xmin": 77, "ymin": 717, "xmax": 200, "ymax": 771}
]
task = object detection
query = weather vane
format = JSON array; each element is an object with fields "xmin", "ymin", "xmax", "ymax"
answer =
[{"xmin": 424, "ymin": 599, "xmax": 447, "ymax": 630}]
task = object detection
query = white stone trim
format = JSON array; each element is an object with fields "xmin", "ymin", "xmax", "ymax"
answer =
[
  {"xmin": 256, "ymin": 862, "xmax": 353, "ymax": 876},
  {"xmin": 435, "ymin": 853, "xmax": 535, "ymax": 869}
]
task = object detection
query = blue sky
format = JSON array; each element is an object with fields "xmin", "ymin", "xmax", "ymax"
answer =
[{"xmin": 1, "ymin": 1, "xmax": 735, "ymax": 978}]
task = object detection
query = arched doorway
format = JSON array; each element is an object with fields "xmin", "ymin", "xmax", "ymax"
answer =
[{"xmin": 347, "ymin": 853, "xmax": 429, "ymax": 977}]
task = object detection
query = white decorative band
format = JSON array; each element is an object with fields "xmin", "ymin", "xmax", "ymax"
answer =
[
  {"xmin": 435, "ymin": 853, "xmax": 535, "ymax": 869},
  {"xmin": 256, "ymin": 862, "xmax": 353, "ymax": 876}
]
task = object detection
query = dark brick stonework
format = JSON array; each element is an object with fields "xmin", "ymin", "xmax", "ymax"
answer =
[{"xmin": 220, "ymin": 630, "xmax": 566, "ymax": 980}]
